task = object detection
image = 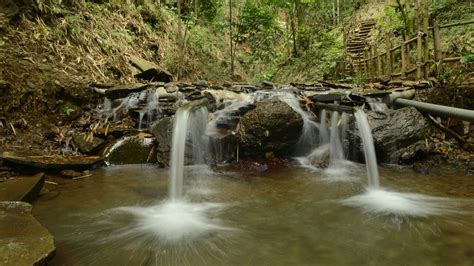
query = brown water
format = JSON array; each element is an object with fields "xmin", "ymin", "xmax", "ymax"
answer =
[{"xmin": 33, "ymin": 164, "xmax": 474, "ymax": 265}]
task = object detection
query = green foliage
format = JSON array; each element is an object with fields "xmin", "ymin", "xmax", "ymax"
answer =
[
  {"xmin": 460, "ymin": 48, "xmax": 474, "ymax": 64},
  {"xmin": 198, "ymin": 0, "xmax": 223, "ymax": 21},
  {"xmin": 63, "ymin": 106, "xmax": 75, "ymax": 116},
  {"xmin": 376, "ymin": 5, "xmax": 404, "ymax": 35},
  {"xmin": 353, "ymin": 72, "xmax": 366, "ymax": 85},
  {"xmin": 236, "ymin": 1, "xmax": 277, "ymax": 43}
]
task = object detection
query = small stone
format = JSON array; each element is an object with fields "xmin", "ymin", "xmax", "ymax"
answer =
[
  {"xmin": 26, "ymin": 81, "xmax": 36, "ymax": 92},
  {"xmin": 72, "ymin": 133, "xmax": 105, "ymax": 154},
  {"xmin": 60, "ymin": 169, "xmax": 83, "ymax": 178}
]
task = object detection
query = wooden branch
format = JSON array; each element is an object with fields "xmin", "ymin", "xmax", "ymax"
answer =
[
  {"xmin": 443, "ymin": 57, "xmax": 462, "ymax": 62},
  {"xmin": 427, "ymin": 115, "xmax": 465, "ymax": 145}
]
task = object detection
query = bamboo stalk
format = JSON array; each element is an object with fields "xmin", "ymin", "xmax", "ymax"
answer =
[
  {"xmin": 423, "ymin": 0, "xmax": 429, "ymax": 79},
  {"xmin": 386, "ymin": 36, "xmax": 393, "ymax": 76},
  {"xmin": 432, "ymin": 20, "xmax": 442, "ymax": 62},
  {"xmin": 443, "ymin": 57, "xmax": 462, "ymax": 62},
  {"xmin": 438, "ymin": 19, "xmax": 474, "ymax": 29},
  {"xmin": 416, "ymin": 32, "xmax": 423, "ymax": 80},
  {"xmin": 401, "ymin": 42, "xmax": 407, "ymax": 77}
]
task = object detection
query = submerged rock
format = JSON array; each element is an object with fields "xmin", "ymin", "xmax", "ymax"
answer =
[
  {"xmin": 237, "ymin": 100, "xmax": 304, "ymax": 157},
  {"xmin": 347, "ymin": 107, "xmax": 431, "ymax": 164},
  {"xmin": 0, "ymin": 201, "xmax": 55, "ymax": 265},
  {"xmin": 103, "ymin": 136, "xmax": 156, "ymax": 165},
  {"xmin": 0, "ymin": 173, "xmax": 44, "ymax": 203}
]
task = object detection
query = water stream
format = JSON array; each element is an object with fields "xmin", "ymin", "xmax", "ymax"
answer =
[{"xmin": 30, "ymin": 91, "xmax": 474, "ymax": 265}]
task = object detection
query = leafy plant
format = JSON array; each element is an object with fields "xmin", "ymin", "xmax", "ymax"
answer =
[{"xmin": 64, "ymin": 106, "xmax": 75, "ymax": 116}]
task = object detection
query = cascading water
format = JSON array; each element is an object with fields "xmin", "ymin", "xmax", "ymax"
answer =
[
  {"xmin": 342, "ymin": 107, "xmax": 462, "ymax": 218},
  {"xmin": 296, "ymin": 108, "xmax": 354, "ymax": 182},
  {"xmin": 353, "ymin": 108, "xmax": 380, "ymax": 187},
  {"xmin": 319, "ymin": 109, "xmax": 329, "ymax": 144},
  {"xmin": 278, "ymin": 92, "xmax": 319, "ymax": 155},
  {"xmin": 111, "ymin": 103, "xmax": 231, "ymax": 244},
  {"xmin": 169, "ymin": 107, "xmax": 191, "ymax": 200},
  {"xmin": 95, "ymin": 90, "xmax": 161, "ymax": 130}
]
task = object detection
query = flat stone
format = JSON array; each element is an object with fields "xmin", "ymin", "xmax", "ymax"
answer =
[
  {"xmin": 0, "ymin": 173, "xmax": 45, "ymax": 203},
  {"xmin": 1, "ymin": 152, "xmax": 103, "ymax": 171},
  {"xmin": 0, "ymin": 201, "xmax": 55, "ymax": 266},
  {"xmin": 104, "ymin": 83, "xmax": 148, "ymax": 99}
]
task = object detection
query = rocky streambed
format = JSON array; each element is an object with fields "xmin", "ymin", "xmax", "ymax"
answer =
[{"xmin": 0, "ymin": 79, "xmax": 472, "ymax": 264}]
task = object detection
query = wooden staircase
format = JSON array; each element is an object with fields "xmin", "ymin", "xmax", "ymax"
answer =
[{"xmin": 346, "ymin": 19, "xmax": 377, "ymax": 73}]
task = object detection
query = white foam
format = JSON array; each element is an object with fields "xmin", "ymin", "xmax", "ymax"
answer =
[
  {"xmin": 341, "ymin": 188, "xmax": 464, "ymax": 217},
  {"xmin": 113, "ymin": 200, "xmax": 232, "ymax": 244}
]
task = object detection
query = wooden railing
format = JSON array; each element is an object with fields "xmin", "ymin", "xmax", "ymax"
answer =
[{"xmin": 351, "ymin": 19, "xmax": 474, "ymax": 80}]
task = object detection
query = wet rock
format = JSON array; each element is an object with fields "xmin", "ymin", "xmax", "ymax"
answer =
[
  {"xmin": 60, "ymin": 169, "xmax": 83, "ymax": 179},
  {"xmin": 72, "ymin": 133, "xmax": 105, "ymax": 154},
  {"xmin": 237, "ymin": 100, "xmax": 304, "ymax": 157},
  {"xmin": 104, "ymin": 83, "xmax": 148, "ymax": 99},
  {"xmin": 347, "ymin": 107, "xmax": 431, "ymax": 164},
  {"xmin": 0, "ymin": 201, "xmax": 55, "ymax": 265},
  {"xmin": 103, "ymin": 136, "xmax": 156, "ymax": 165},
  {"xmin": 261, "ymin": 81, "xmax": 275, "ymax": 89},
  {"xmin": 130, "ymin": 56, "xmax": 173, "ymax": 82},
  {"xmin": 193, "ymin": 80, "xmax": 209, "ymax": 88},
  {"xmin": 1, "ymin": 152, "xmax": 103, "ymax": 171},
  {"xmin": 150, "ymin": 117, "xmax": 173, "ymax": 166},
  {"xmin": 0, "ymin": 173, "xmax": 44, "ymax": 203}
]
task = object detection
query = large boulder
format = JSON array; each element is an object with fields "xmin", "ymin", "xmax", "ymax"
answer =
[
  {"xmin": 237, "ymin": 100, "xmax": 304, "ymax": 157},
  {"xmin": 0, "ymin": 201, "xmax": 55, "ymax": 265},
  {"xmin": 347, "ymin": 107, "xmax": 431, "ymax": 164},
  {"xmin": 150, "ymin": 117, "xmax": 174, "ymax": 167},
  {"xmin": 103, "ymin": 136, "xmax": 156, "ymax": 165}
]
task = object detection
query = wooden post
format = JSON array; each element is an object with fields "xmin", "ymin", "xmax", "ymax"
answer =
[
  {"xmin": 386, "ymin": 37, "xmax": 392, "ymax": 76},
  {"xmin": 433, "ymin": 19, "xmax": 442, "ymax": 62},
  {"xmin": 416, "ymin": 32, "xmax": 423, "ymax": 80},
  {"xmin": 364, "ymin": 49, "xmax": 369, "ymax": 76},
  {"xmin": 423, "ymin": 0, "xmax": 429, "ymax": 79},
  {"xmin": 371, "ymin": 46, "xmax": 376, "ymax": 78},
  {"xmin": 401, "ymin": 42, "xmax": 407, "ymax": 77}
]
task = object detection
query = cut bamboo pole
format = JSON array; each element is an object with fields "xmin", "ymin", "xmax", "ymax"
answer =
[
  {"xmin": 370, "ymin": 46, "xmax": 376, "ymax": 78},
  {"xmin": 364, "ymin": 49, "xmax": 370, "ymax": 78},
  {"xmin": 401, "ymin": 42, "xmax": 407, "ymax": 77},
  {"xmin": 433, "ymin": 20, "xmax": 442, "ymax": 62},
  {"xmin": 386, "ymin": 36, "xmax": 393, "ymax": 76},
  {"xmin": 423, "ymin": 0, "xmax": 429, "ymax": 79},
  {"xmin": 416, "ymin": 32, "xmax": 423, "ymax": 80}
]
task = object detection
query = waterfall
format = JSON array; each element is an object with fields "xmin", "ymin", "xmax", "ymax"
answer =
[
  {"xmin": 353, "ymin": 107, "xmax": 380, "ymax": 188},
  {"xmin": 169, "ymin": 107, "xmax": 191, "ymax": 200},
  {"xmin": 329, "ymin": 112, "xmax": 344, "ymax": 164},
  {"xmin": 188, "ymin": 107, "xmax": 209, "ymax": 165},
  {"xmin": 277, "ymin": 92, "xmax": 319, "ymax": 155},
  {"xmin": 319, "ymin": 110, "xmax": 329, "ymax": 144}
]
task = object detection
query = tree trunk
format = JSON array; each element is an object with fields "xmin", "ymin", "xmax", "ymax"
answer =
[{"xmin": 229, "ymin": 0, "xmax": 234, "ymax": 76}]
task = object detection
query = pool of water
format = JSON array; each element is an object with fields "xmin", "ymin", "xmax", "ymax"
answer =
[{"xmin": 33, "ymin": 163, "xmax": 474, "ymax": 265}]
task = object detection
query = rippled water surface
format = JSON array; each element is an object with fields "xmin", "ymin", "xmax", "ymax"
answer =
[{"xmin": 33, "ymin": 164, "xmax": 474, "ymax": 265}]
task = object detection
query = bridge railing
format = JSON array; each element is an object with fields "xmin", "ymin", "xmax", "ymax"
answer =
[{"xmin": 351, "ymin": 18, "xmax": 474, "ymax": 81}]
